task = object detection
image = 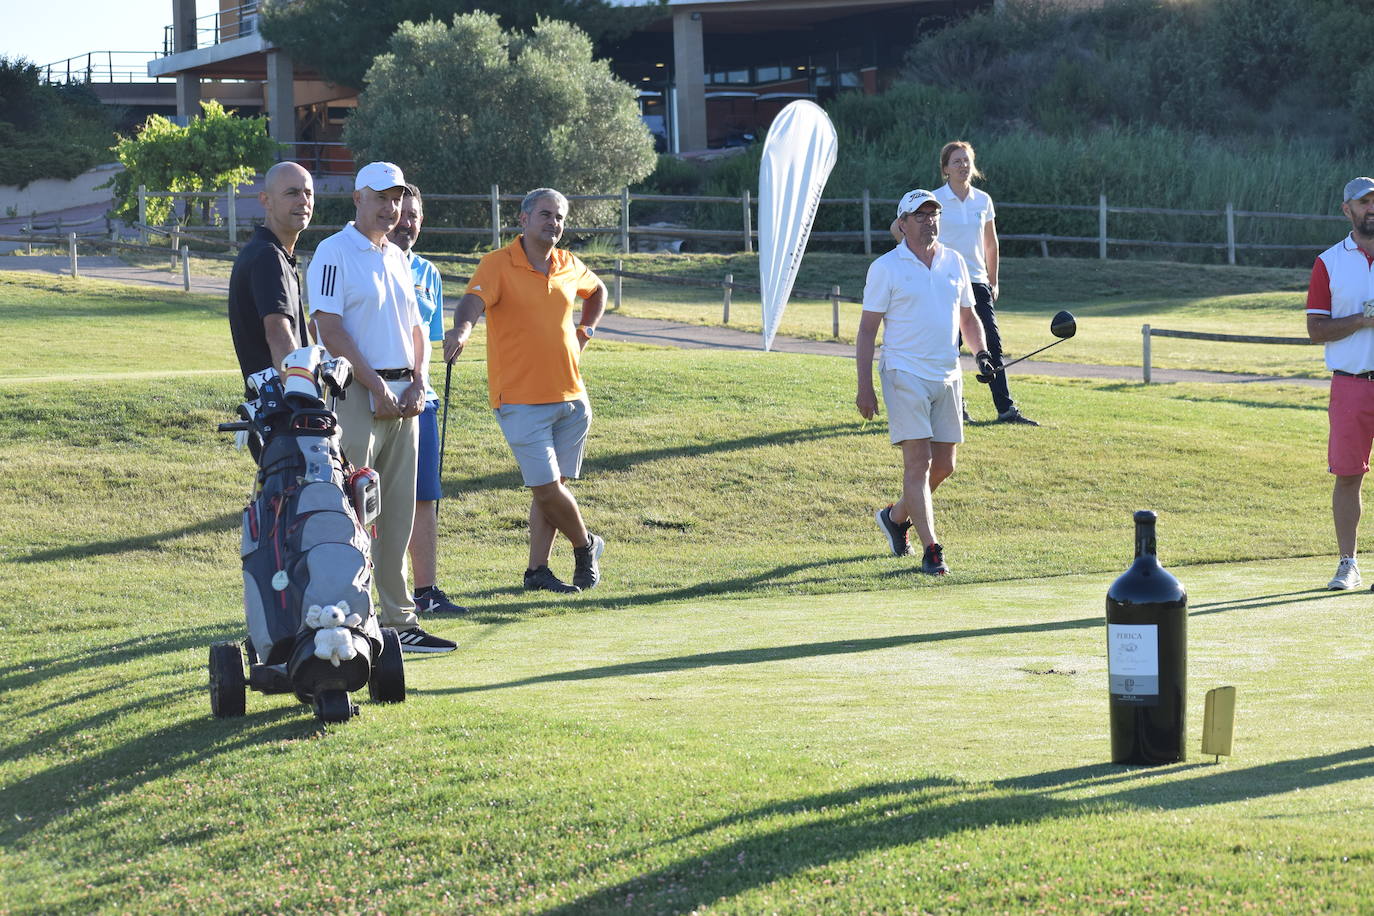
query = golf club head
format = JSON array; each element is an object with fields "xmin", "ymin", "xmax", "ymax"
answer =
[{"xmin": 1051, "ymin": 310, "xmax": 1077, "ymax": 339}]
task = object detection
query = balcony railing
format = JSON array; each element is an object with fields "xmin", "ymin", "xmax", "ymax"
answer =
[
  {"xmin": 40, "ymin": 52, "xmax": 167, "ymax": 84},
  {"xmin": 162, "ymin": 1, "xmax": 262, "ymax": 55}
]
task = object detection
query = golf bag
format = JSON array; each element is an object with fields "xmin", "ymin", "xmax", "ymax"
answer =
[{"xmin": 211, "ymin": 345, "xmax": 404, "ymax": 722}]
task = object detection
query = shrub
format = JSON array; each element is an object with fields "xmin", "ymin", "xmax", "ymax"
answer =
[{"xmin": 0, "ymin": 57, "xmax": 118, "ymax": 188}]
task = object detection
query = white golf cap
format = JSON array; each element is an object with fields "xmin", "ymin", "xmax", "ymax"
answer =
[
  {"xmin": 355, "ymin": 161, "xmax": 406, "ymax": 192},
  {"xmin": 897, "ymin": 189, "xmax": 941, "ymax": 218},
  {"xmin": 1345, "ymin": 177, "xmax": 1374, "ymax": 202}
]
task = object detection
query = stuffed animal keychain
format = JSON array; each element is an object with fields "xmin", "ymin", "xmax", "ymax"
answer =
[{"xmin": 305, "ymin": 601, "xmax": 364, "ymax": 667}]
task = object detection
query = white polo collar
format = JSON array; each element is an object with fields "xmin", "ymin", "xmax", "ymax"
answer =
[
  {"xmin": 343, "ymin": 221, "xmax": 393, "ymax": 253},
  {"xmin": 894, "ymin": 240, "xmax": 944, "ymax": 265}
]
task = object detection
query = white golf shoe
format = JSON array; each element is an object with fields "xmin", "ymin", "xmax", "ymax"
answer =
[{"xmin": 1328, "ymin": 557, "xmax": 1361, "ymax": 590}]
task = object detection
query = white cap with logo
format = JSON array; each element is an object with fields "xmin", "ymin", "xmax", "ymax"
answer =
[
  {"xmin": 897, "ymin": 189, "xmax": 941, "ymax": 218},
  {"xmin": 355, "ymin": 161, "xmax": 406, "ymax": 192}
]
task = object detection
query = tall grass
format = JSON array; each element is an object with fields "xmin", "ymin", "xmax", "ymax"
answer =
[{"xmin": 687, "ymin": 117, "xmax": 1356, "ymax": 266}]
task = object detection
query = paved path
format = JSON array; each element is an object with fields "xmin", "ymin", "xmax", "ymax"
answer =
[{"xmin": 0, "ymin": 255, "xmax": 1327, "ymax": 388}]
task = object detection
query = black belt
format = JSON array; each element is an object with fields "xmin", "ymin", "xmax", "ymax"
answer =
[
  {"xmin": 376, "ymin": 368, "xmax": 413, "ymax": 380},
  {"xmin": 1334, "ymin": 370, "xmax": 1374, "ymax": 380}
]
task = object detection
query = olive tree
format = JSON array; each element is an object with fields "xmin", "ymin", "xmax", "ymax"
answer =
[{"xmin": 343, "ymin": 12, "xmax": 657, "ymax": 228}]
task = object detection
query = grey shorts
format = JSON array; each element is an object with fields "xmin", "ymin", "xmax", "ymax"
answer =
[
  {"xmin": 494, "ymin": 398, "xmax": 591, "ymax": 487},
  {"xmin": 880, "ymin": 368, "xmax": 964, "ymax": 445}
]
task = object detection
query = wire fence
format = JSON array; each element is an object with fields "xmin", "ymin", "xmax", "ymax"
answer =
[
  {"xmin": 9, "ymin": 230, "xmax": 1343, "ymax": 354},
  {"xmin": 2, "ymin": 229, "xmax": 860, "ymax": 335},
  {"xmin": 130, "ymin": 184, "xmax": 1347, "ymax": 266}
]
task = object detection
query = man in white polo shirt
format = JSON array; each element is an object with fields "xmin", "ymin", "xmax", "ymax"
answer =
[
  {"xmin": 307, "ymin": 161, "xmax": 456, "ymax": 653},
  {"xmin": 1307, "ymin": 176, "xmax": 1374, "ymax": 591},
  {"xmin": 857, "ymin": 189, "xmax": 995, "ymax": 576}
]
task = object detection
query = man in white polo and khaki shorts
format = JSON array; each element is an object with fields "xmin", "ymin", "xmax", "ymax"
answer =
[
  {"xmin": 307, "ymin": 161, "xmax": 457, "ymax": 653},
  {"xmin": 856, "ymin": 189, "xmax": 996, "ymax": 576}
]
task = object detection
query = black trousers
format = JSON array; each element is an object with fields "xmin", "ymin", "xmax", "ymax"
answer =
[{"xmin": 963, "ymin": 282, "xmax": 1015, "ymax": 416}]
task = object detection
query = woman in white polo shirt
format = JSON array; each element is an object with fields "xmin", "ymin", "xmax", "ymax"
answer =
[{"xmin": 931, "ymin": 141, "xmax": 1036, "ymax": 425}]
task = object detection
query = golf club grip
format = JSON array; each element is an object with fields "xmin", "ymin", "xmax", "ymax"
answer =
[{"xmin": 218, "ymin": 421, "xmax": 250, "ymax": 432}]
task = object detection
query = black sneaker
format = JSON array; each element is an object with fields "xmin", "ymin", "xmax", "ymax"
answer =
[
  {"xmin": 920, "ymin": 542, "xmax": 949, "ymax": 576},
  {"xmin": 572, "ymin": 533, "xmax": 605, "ymax": 590},
  {"xmin": 875, "ymin": 505, "xmax": 914, "ymax": 557},
  {"xmin": 414, "ymin": 586, "xmax": 469, "ymax": 616},
  {"xmin": 396, "ymin": 626, "xmax": 457, "ymax": 654},
  {"xmin": 524, "ymin": 565, "xmax": 580, "ymax": 594},
  {"xmin": 997, "ymin": 408, "xmax": 1039, "ymax": 426}
]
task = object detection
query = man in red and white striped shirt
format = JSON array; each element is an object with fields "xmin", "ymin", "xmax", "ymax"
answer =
[{"xmin": 1306, "ymin": 176, "xmax": 1374, "ymax": 590}]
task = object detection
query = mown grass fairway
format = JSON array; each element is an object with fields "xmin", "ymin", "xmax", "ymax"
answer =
[
  {"xmin": 569, "ymin": 253, "xmax": 1317, "ymax": 378},
  {"xmin": 1, "ymin": 269, "xmax": 1371, "ymax": 913}
]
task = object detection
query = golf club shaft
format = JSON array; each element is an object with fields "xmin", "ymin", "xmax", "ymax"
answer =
[
  {"xmin": 987, "ymin": 336, "xmax": 1068, "ymax": 376},
  {"xmin": 437, "ymin": 359, "xmax": 453, "ymax": 519}
]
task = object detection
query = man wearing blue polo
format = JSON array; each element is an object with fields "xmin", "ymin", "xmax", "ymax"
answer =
[
  {"xmin": 387, "ymin": 183, "xmax": 468, "ymax": 616},
  {"xmin": 307, "ymin": 161, "xmax": 457, "ymax": 654}
]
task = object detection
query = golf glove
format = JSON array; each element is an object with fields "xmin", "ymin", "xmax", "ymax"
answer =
[{"xmin": 974, "ymin": 350, "xmax": 1000, "ymax": 384}]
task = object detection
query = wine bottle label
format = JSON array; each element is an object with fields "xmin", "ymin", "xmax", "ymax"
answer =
[{"xmin": 1108, "ymin": 623, "xmax": 1159, "ymax": 704}]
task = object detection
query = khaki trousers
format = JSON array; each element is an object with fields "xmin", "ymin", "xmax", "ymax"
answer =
[{"xmin": 335, "ymin": 390, "xmax": 419, "ymax": 630}]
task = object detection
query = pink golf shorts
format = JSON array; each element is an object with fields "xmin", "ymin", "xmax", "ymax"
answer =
[{"xmin": 1328, "ymin": 373, "xmax": 1374, "ymax": 476}]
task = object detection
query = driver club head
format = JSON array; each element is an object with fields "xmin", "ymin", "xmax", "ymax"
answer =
[{"xmin": 1050, "ymin": 310, "xmax": 1077, "ymax": 339}]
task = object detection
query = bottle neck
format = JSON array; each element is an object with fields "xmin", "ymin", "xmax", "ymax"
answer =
[{"xmin": 1134, "ymin": 522, "xmax": 1157, "ymax": 560}]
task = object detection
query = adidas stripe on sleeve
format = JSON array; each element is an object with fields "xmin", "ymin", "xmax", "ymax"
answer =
[{"xmin": 305, "ymin": 242, "xmax": 345, "ymax": 316}]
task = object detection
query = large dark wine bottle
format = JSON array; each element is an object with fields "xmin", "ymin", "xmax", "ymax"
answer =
[{"xmin": 1106, "ymin": 510, "xmax": 1187, "ymax": 765}]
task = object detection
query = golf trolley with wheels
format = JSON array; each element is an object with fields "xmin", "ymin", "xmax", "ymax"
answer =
[{"xmin": 210, "ymin": 346, "xmax": 406, "ymax": 723}]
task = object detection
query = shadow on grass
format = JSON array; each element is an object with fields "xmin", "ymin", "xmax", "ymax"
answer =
[
  {"xmin": 0, "ymin": 706, "xmax": 322, "ymax": 845},
  {"xmin": 0, "ymin": 623, "xmax": 235, "ymax": 693},
  {"xmin": 441, "ymin": 614, "xmax": 1105, "ymax": 695},
  {"xmin": 446, "ymin": 553, "xmax": 899, "ymax": 618},
  {"xmin": 12, "ymin": 512, "xmax": 241, "ymax": 564},
  {"xmin": 1090, "ymin": 381, "xmax": 1328, "ymax": 405},
  {"xmin": 443, "ymin": 585, "xmax": 1341, "ymax": 692},
  {"xmin": 540, "ymin": 746, "xmax": 1374, "ymax": 914},
  {"xmin": 443, "ymin": 422, "xmax": 866, "ymax": 497},
  {"xmin": 1190, "ymin": 589, "xmax": 1350, "ymax": 614}
]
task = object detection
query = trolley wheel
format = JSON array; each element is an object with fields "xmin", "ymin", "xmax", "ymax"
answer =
[
  {"xmin": 368, "ymin": 627, "xmax": 407, "ymax": 704},
  {"xmin": 209, "ymin": 642, "xmax": 246, "ymax": 718},
  {"xmin": 313, "ymin": 688, "xmax": 355, "ymax": 723}
]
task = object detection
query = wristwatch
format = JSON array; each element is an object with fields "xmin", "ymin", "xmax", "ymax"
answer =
[{"xmin": 577, "ymin": 325, "xmax": 596, "ymax": 338}]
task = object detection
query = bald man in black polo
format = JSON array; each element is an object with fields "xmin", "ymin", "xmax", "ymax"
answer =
[{"xmin": 228, "ymin": 161, "xmax": 315, "ymax": 387}]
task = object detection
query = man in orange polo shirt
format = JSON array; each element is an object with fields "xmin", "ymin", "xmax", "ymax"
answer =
[{"xmin": 444, "ymin": 188, "xmax": 608, "ymax": 593}]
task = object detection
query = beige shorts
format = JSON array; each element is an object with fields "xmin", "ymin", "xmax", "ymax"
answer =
[{"xmin": 880, "ymin": 368, "xmax": 964, "ymax": 445}]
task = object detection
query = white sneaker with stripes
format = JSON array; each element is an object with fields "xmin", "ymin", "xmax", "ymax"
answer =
[{"xmin": 1328, "ymin": 557, "xmax": 1361, "ymax": 590}]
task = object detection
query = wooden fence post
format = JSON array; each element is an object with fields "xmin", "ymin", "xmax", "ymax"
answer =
[
  {"xmin": 862, "ymin": 189, "xmax": 872, "ymax": 255},
  {"xmin": 68, "ymin": 232, "xmax": 78, "ymax": 279},
  {"xmin": 171, "ymin": 227, "xmax": 180, "ymax": 270},
  {"xmin": 613, "ymin": 258, "xmax": 623, "ymax": 311},
  {"xmin": 23, "ymin": 221, "xmax": 31, "ymax": 255},
  {"xmin": 490, "ymin": 184, "xmax": 501, "ymax": 250},
  {"xmin": 182, "ymin": 245, "xmax": 191, "ymax": 291},
  {"xmin": 138, "ymin": 185, "xmax": 147, "ymax": 243},
  {"xmin": 831, "ymin": 285, "xmax": 841, "ymax": 338},
  {"xmin": 227, "ymin": 187, "xmax": 237, "ymax": 244},
  {"xmin": 1099, "ymin": 194, "xmax": 1108, "ymax": 260},
  {"xmin": 621, "ymin": 187, "xmax": 630, "ymax": 254},
  {"xmin": 1040, "ymin": 235, "xmax": 1050, "ymax": 258},
  {"xmin": 1226, "ymin": 202, "xmax": 1236, "ymax": 266},
  {"xmin": 1142, "ymin": 323, "xmax": 1151, "ymax": 384},
  {"xmin": 742, "ymin": 190, "xmax": 753, "ymax": 254},
  {"xmin": 723, "ymin": 273, "xmax": 733, "ymax": 323}
]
